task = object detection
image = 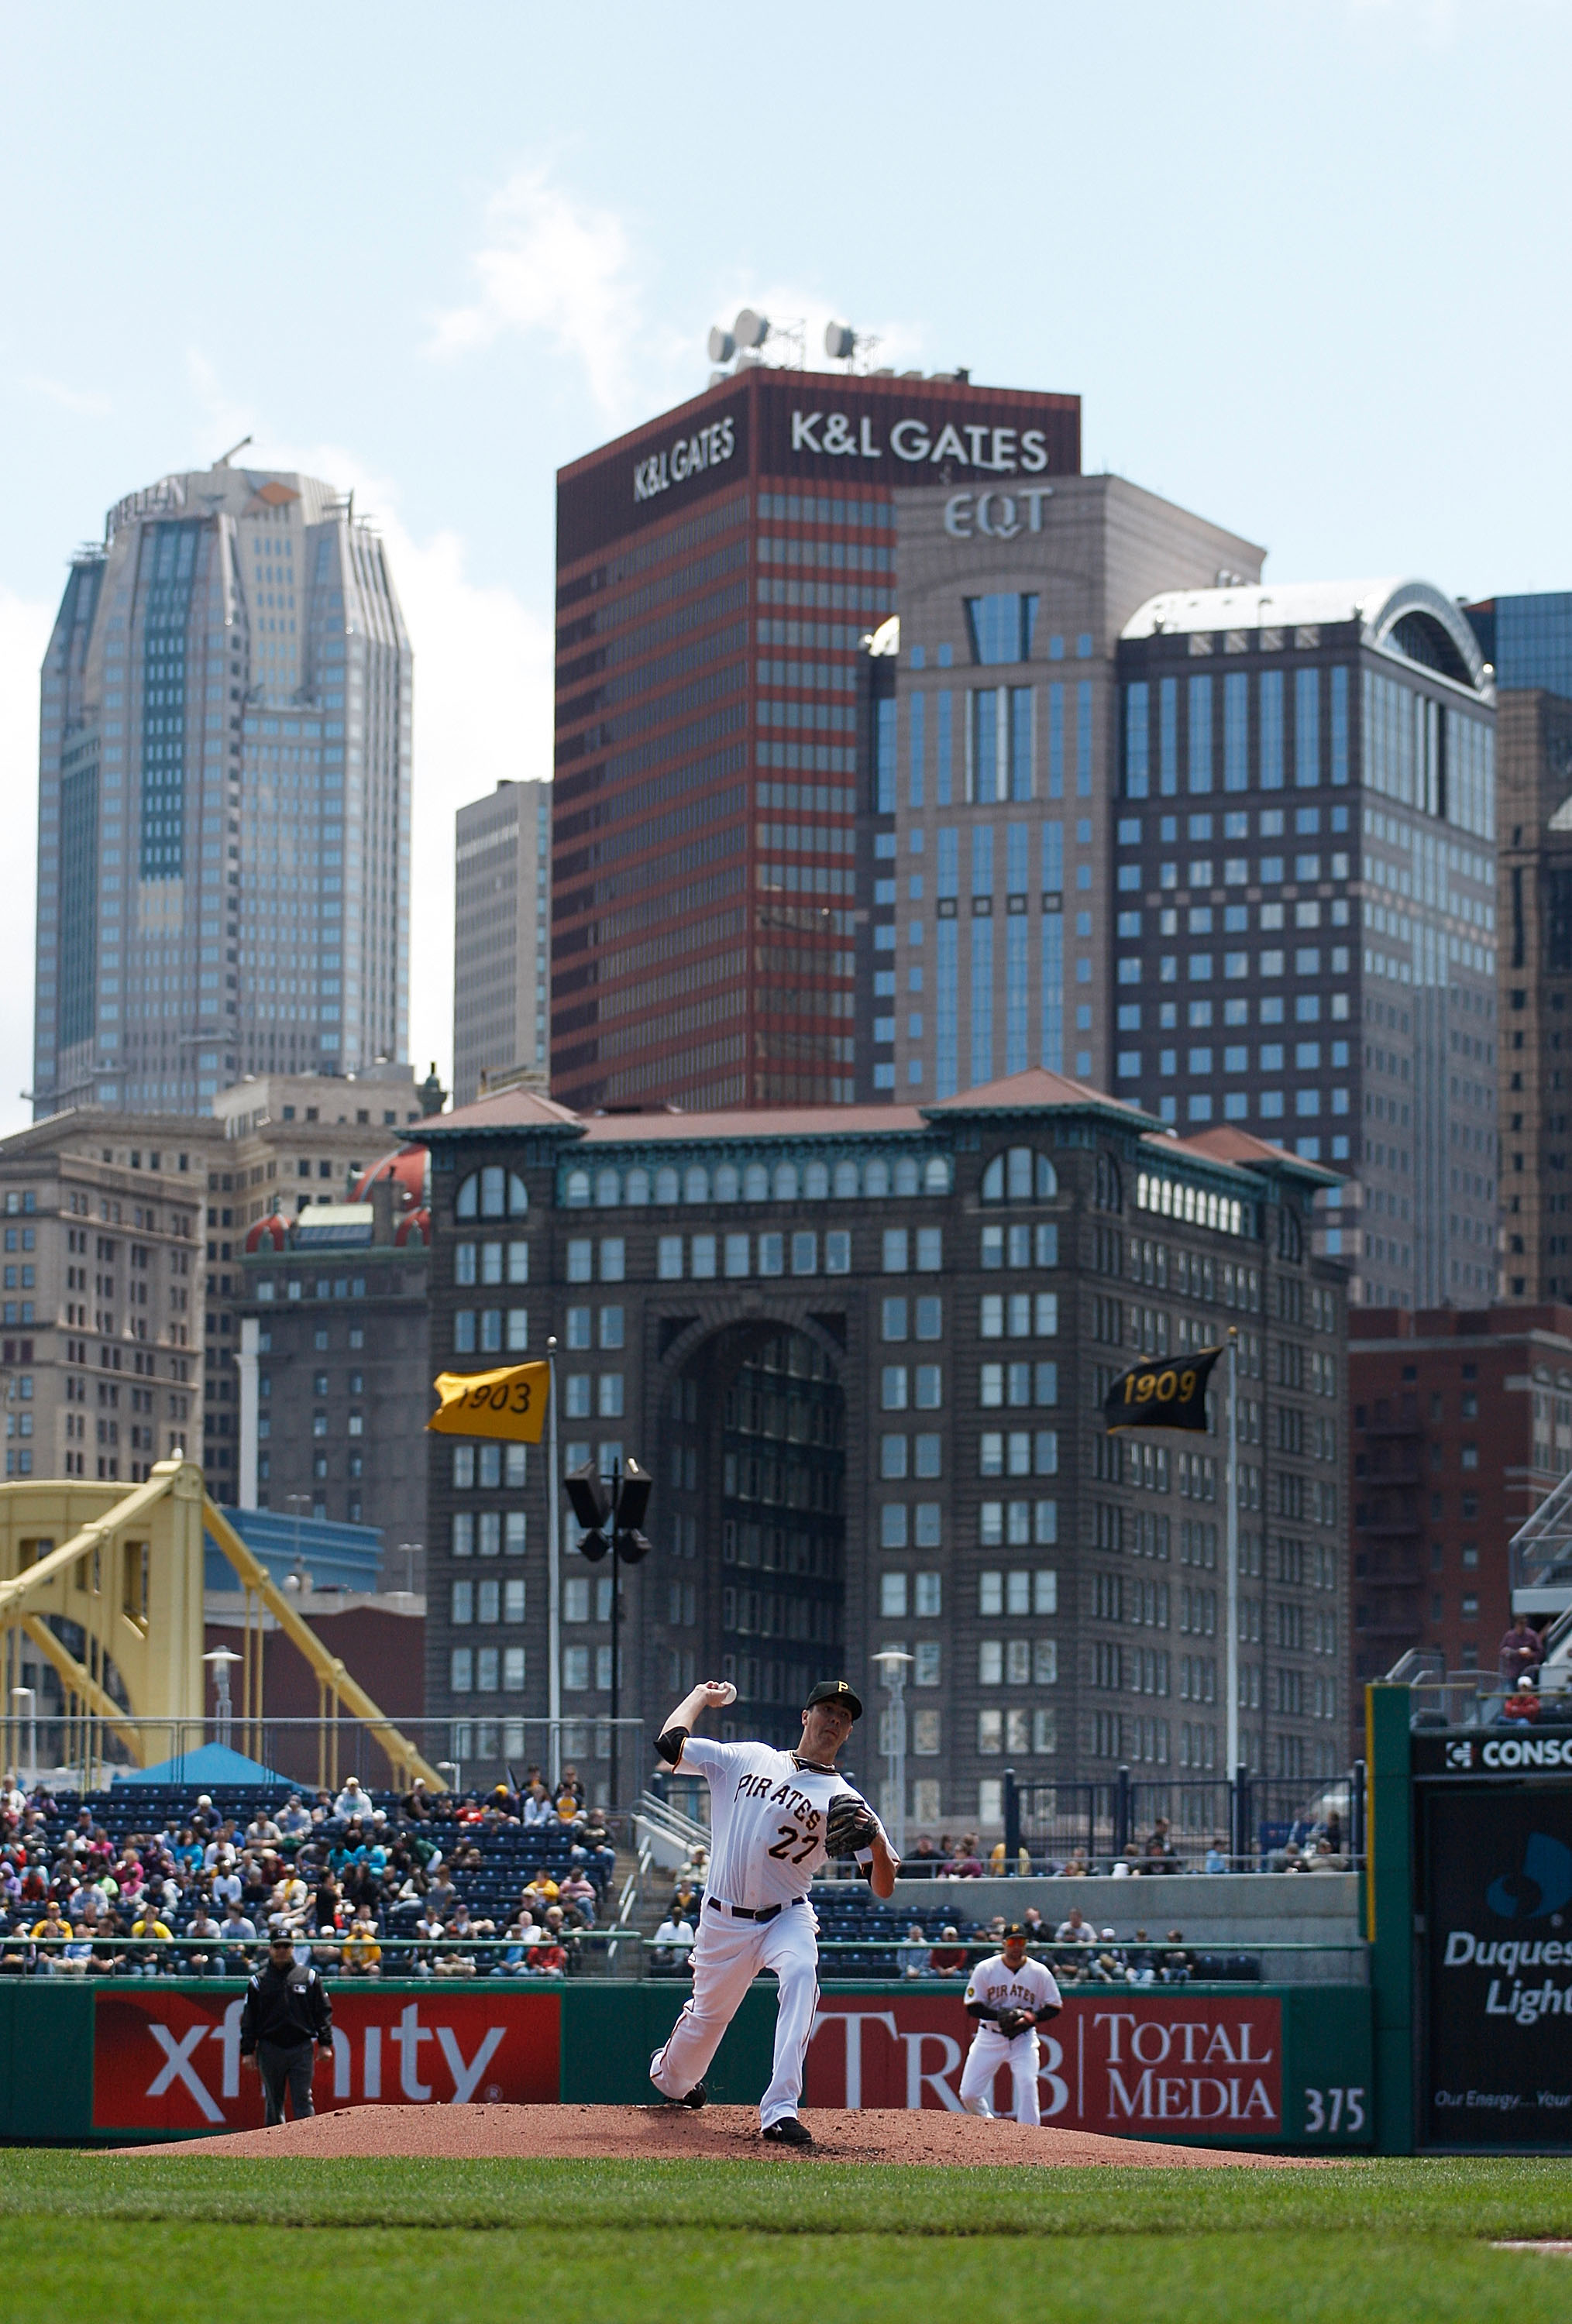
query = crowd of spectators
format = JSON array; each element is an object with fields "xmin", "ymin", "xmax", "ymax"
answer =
[{"xmin": 0, "ymin": 1764, "xmax": 619, "ymax": 1979}]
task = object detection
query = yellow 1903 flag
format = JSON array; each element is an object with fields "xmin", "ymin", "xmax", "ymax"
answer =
[{"xmin": 427, "ymin": 1360, "xmax": 550, "ymax": 1444}]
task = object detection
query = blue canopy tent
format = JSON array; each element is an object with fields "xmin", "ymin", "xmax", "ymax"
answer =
[{"xmin": 112, "ymin": 1741, "xmax": 286, "ymax": 1787}]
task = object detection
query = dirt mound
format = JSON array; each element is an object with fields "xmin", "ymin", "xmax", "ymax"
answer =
[{"xmin": 128, "ymin": 2102, "xmax": 1303, "ymax": 2167}]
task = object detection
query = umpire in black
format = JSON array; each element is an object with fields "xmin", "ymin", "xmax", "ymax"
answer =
[{"xmin": 239, "ymin": 1925, "xmax": 333, "ymax": 2125}]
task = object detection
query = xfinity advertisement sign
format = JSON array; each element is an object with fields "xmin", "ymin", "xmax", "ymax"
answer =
[{"xmin": 1423, "ymin": 1787, "xmax": 1572, "ymax": 2144}]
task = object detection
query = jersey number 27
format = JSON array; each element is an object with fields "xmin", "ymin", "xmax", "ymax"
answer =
[{"xmin": 766, "ymin": 1824, "xmax": 817, "ymax": 1864}]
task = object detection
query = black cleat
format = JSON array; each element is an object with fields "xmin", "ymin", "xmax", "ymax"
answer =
[
  {"xmin": 679, "ymin": 2082, "xmax": 707, "ymax": 2109},
  {"xmin": 762, "ymin": 2116, "xmax": 814, "ymax": 2148}
]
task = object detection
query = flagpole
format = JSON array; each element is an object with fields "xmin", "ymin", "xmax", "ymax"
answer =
[
  {"xmin": 1226, "ymin": 1325, "xmax": 1240, "ymax": 1810},
  {"xmin": 547, "ymin": 1336, "xmax": 561, "ymax": 1786}
]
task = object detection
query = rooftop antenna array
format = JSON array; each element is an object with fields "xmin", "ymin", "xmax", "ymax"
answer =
[{"xmin": 705, "ymin": 305, "xmax": 806, "ymax": 387}]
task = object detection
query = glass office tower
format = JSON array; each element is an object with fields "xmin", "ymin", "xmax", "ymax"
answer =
[
  {"xmin": 1113, "ymin": 581, "xmax": 1497, "ymax": 1310},
  {"xmin": 34, "ymin": 457, "xmax": 411, "ymax": 1118}
]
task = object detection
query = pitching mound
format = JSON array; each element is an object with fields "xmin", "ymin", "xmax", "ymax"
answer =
[{"xmin": 129, "ymin": 2102, "xmax": 1304, "ymax": 2167}]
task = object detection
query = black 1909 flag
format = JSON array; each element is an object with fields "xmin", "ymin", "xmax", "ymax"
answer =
[{"xmin": 1102, "ymin": 1346, "xmax": 1223, "ymax": 1434}]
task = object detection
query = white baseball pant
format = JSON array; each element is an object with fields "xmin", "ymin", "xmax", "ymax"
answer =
[
  {"xmin": 649, "ymin": 1896, "xmax": 820, "ymax": 2129},
  {"xmin": 959, "ymin": 2025, "xmax": 1043, "ymax": 2125}
]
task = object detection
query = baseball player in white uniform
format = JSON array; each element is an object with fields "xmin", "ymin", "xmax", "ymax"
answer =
[
  {"xmin": 958, "ymin": 1922, "xmax": 1064, "ymax": 2125},
  {"xmin": 648, "ymin": 1675, "xmax": 898, "ymax": 2147}
]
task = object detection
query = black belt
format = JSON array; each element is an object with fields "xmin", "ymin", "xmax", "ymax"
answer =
[{"xmin": 706, "ymin": 1896, "xmax": 803, "ymax": 1923}]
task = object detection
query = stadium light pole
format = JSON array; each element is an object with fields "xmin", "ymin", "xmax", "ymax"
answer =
[{"xmin": 564, "ymin": 1452, "xmax": 652, "ymax": 1815}]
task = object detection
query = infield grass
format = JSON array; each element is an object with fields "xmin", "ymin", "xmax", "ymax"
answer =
[{"xmin": 1, "ymin": 2154, "xmax": 1569, "ymax": 2322}]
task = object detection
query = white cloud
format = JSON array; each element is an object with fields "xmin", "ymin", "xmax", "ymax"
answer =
[
  {"xmin": 0, "ymin": 591, "xmax": 53, "ymax": 1138},
  {"xmin": 23, "ymin": 374, "xmax": 112, "ymax": 418},
  {"xmin": 428, "ymin": 167, "xmax": 662, "ymax": 419}
]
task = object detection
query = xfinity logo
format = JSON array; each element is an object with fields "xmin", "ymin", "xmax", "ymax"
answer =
[{"xmin": 633, "ymin": 414, "xmax": 737, "ymax": 504}]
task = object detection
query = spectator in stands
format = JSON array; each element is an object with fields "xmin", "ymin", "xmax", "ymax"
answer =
[
  {"xmin": 1142, "ymin": 1817, "xmax": 1179, "ymax": 1873},
  {"xmin": 898, "ymin": 1923, "xmax": 934, "ymax": 1978},
  {"xmin": 499, "ymin": 1912, "xmax": 543, "ymax": 1975},
  {"xmin": 651, "ymin": 1910, "xmax": 696, "ymax": 1975},
  {"xmin": 246, "ymin": 1810, "xmax": 282, "ymax": 1846},
  {"xmin": 29, "ymin": 1898, "xmax": 69, "ymax": 1972},
  {"xmin": 277, "ymin": 1796, "xmax": 311, "ymax": 1838},
  {"xmin": 426, "ymin": 1865, "xmax": 459, "ymax": 1920},
  {"xmin": 129, "ymin": 1904, "xmax": 174, "ymax": 1975},
  {"xmin": 1205, "ymin": 1836, "xmax": 1230, "ymax": 1874},
  {"xmin": 557, "ymin": 1762, "xmax": 585, "ymax": 1807},
  {"xmin": 940, "ymin": 1836, "xmax": 983, "ymax": 1879},
  {"xmin": 929, "ymin": 1925, "xmax": 968, "ymax": 1975},
  {"xmin": 340, "ymin": 1905, "xmax": 383, "ymax": 1978},
  {"xmin": 218, "ymin": 1899, "xmax": 258, "ymax": 1975},
  {"xmin": 573, "ymin": 1808, "xmax": 616, "ymax": 1891},
  {"xmin": 401, "ymin": 1779, "xmax": 435, "ymax": 1821},
  {"xmin": 1500, "ymin": 1615, "xmax": 1545, "ymax": 1688},
  {"xmin": 1111, "ymin": 1843, "xmax": 1143, "ymax": 1877},
  {"xmin": 1501, "ymin": 1673, "xmax": 1543, "ymax": 1728},
  {"xmin": 1054, "ymin": 1906, "xmax": 1096, "ymax": 1944},
  {"xmin": 185, "ymin": 1901, "xmax": 222, "ymax": 1974},
  {"xmin": 528, "ymin": 1920, "xmax": 566, "ymax": 1978},
  {"xmin": 903, "ymin": 1834, "xmax": 941, "ymax": 1877},
  {"xmin": 1059, "ymin": 1850, "xmax": 1089, "ymax": 1877},
  {"xmin": 1022, "ymin": 1906, "xmax": 1046, "ymax": 1937},
  {"xmin": 60, "ymin": 1920, "xmax": 95, "ymax": 1976},
  {"xmin": 521, "ymin": 1781, "xmax": 556, "ymax": 1828},
  {"xmin": 559, "ymin": 1867, "xmax": 597, "ymax": 1926},
  {"xmin": 521, "ymin": 1865, "xmax": 559, "ymax": 1914},
  {"xmin": 332, "ymin": 1777, "xmax": 373, "ymax": 1824},
  {"xmin": 668, "ymin": 1872, "xmax": 701, "ymax": 1925},
  {"xmin": 1160, "ymin": 1931, "xmax": 1191, "ymax": 1983}
]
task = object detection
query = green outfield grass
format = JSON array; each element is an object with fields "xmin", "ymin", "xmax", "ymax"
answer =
[{"xmin": 1, "ymin": 2155, "xmax": 1570, "ymax": 2322}]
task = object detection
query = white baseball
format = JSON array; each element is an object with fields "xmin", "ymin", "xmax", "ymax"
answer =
[{"xmin": 710, "ymin": 1679, "xmax": 738, "ymax": 1705}]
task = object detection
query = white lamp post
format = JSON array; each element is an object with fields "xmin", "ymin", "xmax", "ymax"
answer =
[
  {"xmin": 871, "ymin": 1651, "xmax": 913, "ymax": 1861},
  {"xmin": 203, "ymin": 1648, "xmax": 242, "ymax": 1748},
  {"xmin": 11, "ymin": 1686, "xmax": 35, "ymax": 1791}
]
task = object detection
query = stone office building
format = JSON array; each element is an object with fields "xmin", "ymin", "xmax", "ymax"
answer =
[{"xmin": 421, "ymin": 1071, "xmax": 1347, "ymax": 1821}]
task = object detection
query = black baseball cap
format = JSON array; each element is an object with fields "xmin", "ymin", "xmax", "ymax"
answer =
[
  {"xmin": 804, "ymin": 1679, "xmax": 862, "ymax": 1721},
  {"xmin": 1002, "ymin": 1923, "xmax": 1027, "ymax": 1941}
]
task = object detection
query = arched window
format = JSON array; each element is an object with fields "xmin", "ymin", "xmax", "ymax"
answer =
[
  {"xmin": 774, "ymin": 1161, "xmax": 799, "ymax": 1202},
  {"xmin": 893, "ymin": 1155, "xmax": 919, "ymax": 1197},
  {"xmin": 714, "ymin": 1163, "xmax": 740, "ymax": 1203},
  {"xmin": 463, "ymin": 1166, "xmax": 531, "ymax": 1217},
  {"xmin": 655, "ymin": 1167, "xmax": 679, "ymax": 1205},
  {"xmin": 684, "ymin": 1165, "xmax": 710, "ymax": 1204},
  {"xmin": 563, "ymin": 1169, "xmax": 590, "ymax": 1208},
  {"xmin": 1276, "ymin": 1203, "xmax": 1302, "ymax": 1263},
  {"xmin": 865, "ymin": 1158, "xmax": 890, "ymax": 1198},
  {"xmin": 1094, "ymin": 1153, "xmax": 1123, "ymax": 1214},
  {"xmin": 624, "ymin": 1168, "xmax": 651, "ymax": 1206},
  {"xmin": 833, "ymin": 1160, "xmax": 859, "ymax": 1198},
  {"xmin": 803, "ymin": 1160, "xmax": 829, "ymax": 1200},
  {"xmin": 594, "ymin": 1168, "xmax": 621, "ymax": 1208},
  {"xmin": 981, "ymin": 1147, "xmax": 1058, "ymax": 1202},
  {"xmin": 924, "ymin": 1156, "xmax": 952, "ymax": 1195},
  {"xmin": 744, "ymin": 1162, "xmax": 769, "ymax": 1202}
]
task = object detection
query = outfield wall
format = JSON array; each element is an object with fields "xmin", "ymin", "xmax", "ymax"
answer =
[{"xmin": 0, "ymin": 1978, "xmax": 1372, "ymax": 2151}]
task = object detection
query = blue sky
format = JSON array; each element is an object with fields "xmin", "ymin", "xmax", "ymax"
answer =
[{"xmin": 0, "ymin": 0, "xmax": 1567, "ymax": 1128}]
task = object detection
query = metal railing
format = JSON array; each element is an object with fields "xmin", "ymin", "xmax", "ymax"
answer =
[
  {"xmin": 0, "ymin": 1713, "xmax": 649, "ymax": 1809},
  {"xmin": 1001, "ymin": 1765, "xmax": 1365, "ymax": 1872}
]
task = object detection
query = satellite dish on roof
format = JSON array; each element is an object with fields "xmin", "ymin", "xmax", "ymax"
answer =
[
  {"xmin": 734, "ymin": 308, "xmax": 769, "ymax": 350},
  {"xmin": 707, "ymin": 325, "xmax": 735, "ymax": 365},
  {"xmin": 824, "ymin": 321, "xmax": 855, "ymax": 361}
]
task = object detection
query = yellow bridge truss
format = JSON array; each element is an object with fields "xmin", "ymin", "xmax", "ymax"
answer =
[{"xmin": 0, "ymin": 1458, "xmax": 442, "ymax": 1791}]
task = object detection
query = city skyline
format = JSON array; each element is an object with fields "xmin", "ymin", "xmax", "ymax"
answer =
[{"xmin": 5, "ymin": 5, "xmax": 1572, "ymax": 1136}]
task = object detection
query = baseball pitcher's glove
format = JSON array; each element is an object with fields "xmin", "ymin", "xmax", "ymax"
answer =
[{"xmin": 824, "ymin": 1791, "xmax": 879, "ymax": 1860}]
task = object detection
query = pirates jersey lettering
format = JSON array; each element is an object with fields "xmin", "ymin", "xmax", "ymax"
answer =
[
  {"xmin": 963, "ymin": 1952, "xmax": 1063, "ymax": 2025},
  {"xmin": 679, "ymin": 1738, "xmax": 886, "ymax": 1911}
]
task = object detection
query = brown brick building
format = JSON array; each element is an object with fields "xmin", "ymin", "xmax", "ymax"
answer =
[{"xmin": 1348, "ymin": 1304, "xmax": 1572, "ymax": 1722}]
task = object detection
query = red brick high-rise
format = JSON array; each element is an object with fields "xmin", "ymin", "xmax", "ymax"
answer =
[{"xmin": 551, "ymin": 369, "xmax": 1078, "ymax": 1112}]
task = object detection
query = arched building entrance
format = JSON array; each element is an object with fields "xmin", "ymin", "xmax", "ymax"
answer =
[{"xmin": 653, "ymin": 1318, "xmax": 846, "ymax": 1752}]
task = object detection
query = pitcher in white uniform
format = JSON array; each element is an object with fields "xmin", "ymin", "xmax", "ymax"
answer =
[
  {"xmin": 648, "ymin": 1676, "xmax": 898, "ymax": 2147},
  {"xmin": 959, "ymin": 1922, "xmax": 1064, "ymax": 2125}
]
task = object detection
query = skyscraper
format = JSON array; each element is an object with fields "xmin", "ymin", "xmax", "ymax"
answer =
[
  {"xmin": 552, "ymin": 369, "xmax": 1079, "ymax": 1112},
  {"xmin": 1109, "ymin": 580, "xmax": 1498, "ymax": 1310},
  {"xmin": 33, "ymin": 456, "xmax": 411, "ymax": 1120},
  {"xmin": 453, "ymin": 779, "xmax": 552, "ymax": 1109}
]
